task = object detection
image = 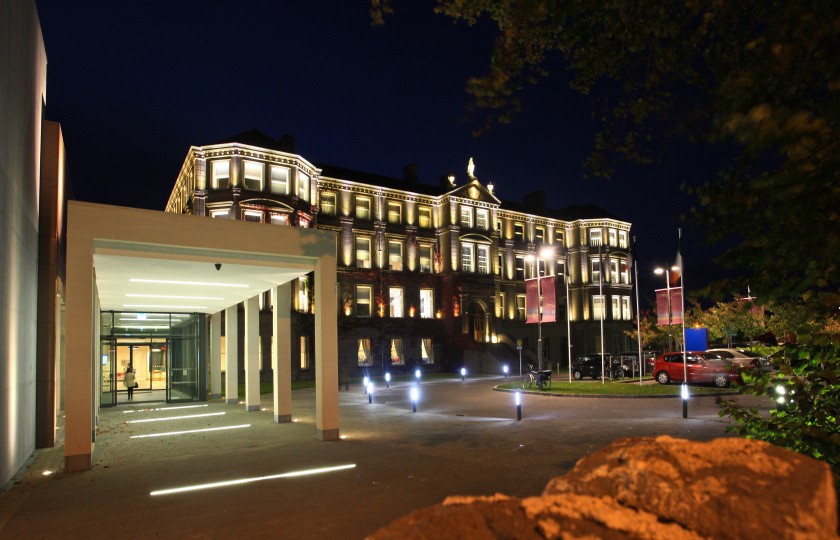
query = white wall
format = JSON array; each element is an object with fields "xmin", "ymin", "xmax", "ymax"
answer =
[{"xmin": 0, "ymin": 0, "xmax": 47, "ymax": 486}]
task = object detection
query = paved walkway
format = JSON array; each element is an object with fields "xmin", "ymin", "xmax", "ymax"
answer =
[{"xmin": 0, "ymin": 376, "xmax": 769, "ymax": 539}]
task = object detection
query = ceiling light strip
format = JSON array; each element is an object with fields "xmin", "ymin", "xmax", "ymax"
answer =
[
  {"xmin": 130, "ymin": 279, "xmax": 249, "ymax": 288},
  {"xmin": 123, "ymin": 305, "xmax": 208, "ymax": 309},
  {"xmin": 126, "ymin": 294, "xmax": 225, "ymax": 300}
]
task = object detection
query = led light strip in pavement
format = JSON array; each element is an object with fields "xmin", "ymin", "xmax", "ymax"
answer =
[
  {"xmin": 127, "ymin": 412, "xmax": 225, "ymax": 423},
  {"xmin": 150, "ymin": 464, "xmax": 357, "ymax": 496},
  {"xmin": 131, "ymin": 424, "xmax": 251, "ymax": 439},
  {"xmin": 123, "ymin": 404, "xmax": 209, "ymax": 414}
]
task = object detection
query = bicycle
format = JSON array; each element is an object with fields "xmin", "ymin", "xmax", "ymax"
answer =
[{"xmin": 522, "ymin": 364, "xmax": 552, "ymax": 390}]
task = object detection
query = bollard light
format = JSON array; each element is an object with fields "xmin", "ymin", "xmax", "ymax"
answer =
[
  {"xmin": 368, "ymin": 382, "xmax": 374, "ymax": 404},
  {"xmin": 410, "ymin": 386, "xmax": 418, "ymax": 413},
  {"xmin": 681, "ymin": 383, "xmax": 689, "ymax": 418},
  {"xmin": 363, "ymin": 376, "xmax": 369, "ymax": 394},
  {"xmin": 515, "ymin": 391, "xmax": 521, "ymax": 421},
  {"xmin": 385, "ymin": 372, "xmax": 391, "ymax": 388},
  {"xmin": 503, "ymin": 364, "xmax": 509, "ymax": 378},
  {"xmin": 461, "ymin": 367, "xmax": 466, "ymax": 381},
  {"xmin": 415, "ymin": 369, "xmax": 421, "ymax": 382}
]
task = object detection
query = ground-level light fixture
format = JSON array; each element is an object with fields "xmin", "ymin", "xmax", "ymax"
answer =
[
  {"xmin": 410, "ymin": 386, "xmax": 419, "ymax": 412},
  {"xmin": 461, "ymin": 367, "xmax": 466, "ymax": 381},
  {"xmin": 681, "ymin": 383, "xmax": 689, "ymax": 418},
  {"xmin": 515, "ymin": 391, "xmax": 522, "ymax": 421},
  {"xmin": 367, "ymin": 382, "xmax": 374, "ymax": 403},
  {"xmin": 503, "ymin": 364, "xmax": 509, "ymax": 378},
  {"xmin": 363, "ymin": 376, "xmax": 369, "ymax": 394},
  {"xmin": 385, "ymin": 372, "xmax": 391, "ymax": 388}
]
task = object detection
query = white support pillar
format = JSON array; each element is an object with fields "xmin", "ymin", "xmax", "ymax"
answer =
[
  {"xmin": 272, "ymin": 283, "xmax": 292, "ymax": 423},
  {"xmin": 314, "ymin": 254, "xmax": 339, "ymax": 440},
  {"xmin": 225, "ymin": 305, "xmax": 238, "ymax": 404},
  {"xmin": 209, "ymin": 312, "xmax": 222, "ymax": 399},
  {"xmin": 244, "ymin": 295, "xmax": 260, "ymax": 411}
]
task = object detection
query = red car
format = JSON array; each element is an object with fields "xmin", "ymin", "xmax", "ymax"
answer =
[{"xmin": 652, "ymin": 352, "xmax": 740, "ymax": 388}]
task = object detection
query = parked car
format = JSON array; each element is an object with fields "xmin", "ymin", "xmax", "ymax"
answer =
[
  {"xmin": 653, "ymin": 351, "xmax": 741, "ymax": 388},
  {"xmin": 572, "ymin": 355, "xmax": 624, "ymax": 380},
  {"xmin": 706, "ymin": 348, "xmax": 771, "ymax": 373}
]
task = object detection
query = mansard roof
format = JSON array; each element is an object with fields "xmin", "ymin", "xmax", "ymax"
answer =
[
  {"xmin": 499, "ymin": 199, "xmax": 623, "ymax": 222},
  {"xmin": 316, "ymin": 163, "xmax": 445, "ymax": 197},
  {"xmin": 205, "ymin": 128, "xmax": 294, "ymax": 153}
]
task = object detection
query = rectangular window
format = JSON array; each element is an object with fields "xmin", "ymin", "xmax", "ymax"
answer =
[
  {"xmin": 243, "ymin": 211, "xmax": 262, "ymax": 223},
  {"xmin": 538, "ymin": 258, "xmax": 547, "ymax": 277},
  {"xmin": 390, "ymin": 339, "xmax": 404, "ymax": 365},
  {"xmin": 619, "ymin": 231, "xmax": 628, "ymax": 249},
  {"xmin": 212, "ymin": 160, "xmax": 230, "ymax": 189},
  {"xmin": 419, "ymin": 245, "xmax": 432, "ymax": 273},
  {"xmin": 608, "ymin": 229, "xmax": 617, "ymax": 246},
  {"xmin": 389, "ymin": 287, "xmax": 404, "ymax": 317},
  {"xmin": 356, "ymin": 237, "xmax": 371, "ymax": 268},
  {"xmin": 514, "ymin": 223, "xmax": 525, "ymax": 241},
  {"xmin": 243, "ymin": 161, "xmax": 263, "ymax": 191},
  {"xmin": 610, "ymin": 260, "xmax": 619, "ymax": 283},
  {"xmin": 591, "ymin": 259, "xmax": 601, "ymax": 283},
  {"xmin": 535, "ymin": 227, "xmax": 545, "ymax": 243},
  {"xmin": 496, "ymin": 253, "xmax": 502, "ymax": 276},
  {"xmin": 620, "ymin": 259, "xmax": 629, "ymax": 284},
  {"xmin": 420, "ymin": 289, "xmax": 433, "ymax": 319},
  {"xmin": 418, "ymin": 206, "xmax": 432, "ymax": 228},
  {"xmin": 300, "ymin": 336, "xmax": 310, "ymax": 369},
  {"xmin": 298, "ymin": 277, "xmax": 309, "ymax": 312},
  {"xmin": 270, "ymin": 214, "xmax": 288, "ymax": 225},
  {"xmin": 356, "ymin": 197, "xmax": 371, "ymax": 220},
  {"xmin": 387, "ymin": 202, "xmax": 402, "ymax": 224},
  {"xmin": 589, "ymin": 228, "xmax": 602, "ymax": 246},
  {"xmin": 356, "ymin": 285, "xmax": 372, "ymax": 317},
  {"xmin": 421, "ymin": 338, "xmax": 434, "ymax": 364},
  {"xmin": 210, "ymin": 210, "xmax": 228, "ymax": 219},
  {"xmin": 270, "ymin": 166, "xmax": 289, "ymax": 194},
  {"xmin": 556, "ymin": 260, "xmax": 565, "ymax": 278},
  {"xmin": 358, "ymin": 338, "xmax": 372, "ymax": 366},
  {"xmin": 555, "ymin": 230, "xmax": 564, "ymax": 246},
  {"xmin": 593, "ymin": 296, "xmax": 605, "ymax": 320},
  {"xmin": 478, "ymin": 246, "xmax": 489, "ymax": 274},
  {"xmin": 460, "ymin": 206, "xmax": 473, "ymax": 228},
  {"xmin": 461, "ymin": 243, "xmax": 475, "ymax": 272},
  {"xmin": 611, "ymin": 296, "xmax": 620, "ymax": 319},
  {"xmin": 621, "ymin": 296, "xmax": 631, "ymax": 320},
  {"xmin": 476, "ymin": 209, "xmax": 488, "ymax": 231},
  {"xmin": 496, "ymin": 220, "xmax": 502, "ymax": 234},
  {"xmin": 516, "ymin": 295, "xmax": 526, "ymax": 320},
  {"xmin": 321, "ymin": 193, "xmax": 336, "ymax": 215},
  {"xmin": 388, "ymin": 241, "xmax": 403, "ymax": 271},
  {"xmin": 298, "ymin": 172, "xmax": 310, "ymax": 201},
  {"xmin": 515, "ymin": 256, "xmax": 526, "ymax": 281},
  {"xmin": 499, "ymin": 293, "xmax": 505, "ymax": 318}
]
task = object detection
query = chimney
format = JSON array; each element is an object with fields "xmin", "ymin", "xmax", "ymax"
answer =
[
  {"xmin": 403, "ymin": 163, "xmax": 419, "ymax": 184},
  {"xmin": 278, "ymin": 134, "xmax": 296, "ymax": 153},
  {"xmin": 522, "ymin": 190, "xmax": 546, "ymax": 211},
  {"xmin": 440, "ymin": 173, "xmax": 456, "ymax": 190}
]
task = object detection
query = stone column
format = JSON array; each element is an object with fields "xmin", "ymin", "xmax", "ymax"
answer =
[
  {"xmin": 272, "ymin": 283, "xmax": 292, "ymax": 423},
  {"xmin": 209, "ymin": 312, "xmax": 222, "ymax": 399},
  {"xmin": 224, "ymin": 305, "xmax": 238, "ymax": 404},
  {"xmin": 315, "ymin": 254, "xmax": 339, "ymax": 441},
  {"xmin": 244, "ymin": 295, "xmax": 260, "ymax": 411}
]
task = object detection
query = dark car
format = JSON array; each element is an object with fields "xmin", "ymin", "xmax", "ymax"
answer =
[
  {"xmin": 652, "ymin": 351, "xmax": 740, "ymax": 388},
  {"xmin": 572, "ymin": 354, "xmax": 623, "ymax": 380}
]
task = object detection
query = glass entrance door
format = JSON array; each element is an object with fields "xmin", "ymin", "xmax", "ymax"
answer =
[{"xmin": 100, "ymin": 339, "xmax": 117, "ymax": 407}]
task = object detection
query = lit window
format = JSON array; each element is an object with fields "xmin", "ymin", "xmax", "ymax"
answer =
[
  {"xmin": 499, "ymin": 293, "xmax": 505, "ymax": 318},
  {"xmin": 611, "ymin": 296, "xmax": 620, "ymax": 319},
  {"xmin": 212, "ymin": 161, "xmax": 230, "ymax": 189},
  {"xmin": 390, "ymin": 339, "xmax": 404, "ymax": 365},
  {"xmin": 619, "ymin": 231, "xmax": 628, "ymax": 249},
  {"xmin": 593, "ymin": 296, "xmax": 605, "ymax": 320},
  {"xmin": 420, "ymin": 289, "xmax": 433, "ymax": 319},
  {"xmin": 460, "ymin": 206, "xmax": 473, "ymax": 228},
  {"xmin": 389, "ymin": 288, "xmax": 404, "ymax": 317},
  {"xmin": 556, "ymin": 260, "xmax": 566, "ymax": 278},
  {"xmin": 418, "ymin": 207, "xmax": 432, "ymax": 228},
  {"xmin": 419, "ymin": 245, "xmax": 432, "ymax": 273},
  {"xmin": 610, "ymin": 260, "xmax": 619, "ymax": 283},
  {"xmin": 243, "ymin": 211, "xmax": 262, "ymax": 223},
  {"xmin": 356, "ymin": 285, "xmax": 371, "ymax": 317},
  {"xmin": 461, "ymin": 243, "xmax": 474, "ymax": 272},
  {"xmin": 620, "ymin": 259, "xmax": 629, "ymax": 284},
  {"xmin": 515, "ymin": 256, "xmax": 526, "ymax": 281},
  {"xmin": 300, "ymin": 336, "xmax": 310, "ymax": 369},
  {"xmin": 516, "ymin": 295, "xmax": 526, "ymax": 320},
  {"xmin": 270, "ymin": 214, "xmax": 288, "ymax": 225},
  {"xmin": 476, "ymin": 209, "xmax": 488, "ymax": 231},
  {"xmin": 496, "ymin": 220, "xmax": 502, "ymax": 234},
  {"xmin": 270, "ymin": 166, "xmax": 289, "ymax": 194},
  {"xmin": 356, "ymin": 197, "xmax": 371, "ymax": 220},
  {"xmin": 621, "ymin": 296, "xmax": 631, "ymax": 320},
  {"xmin": 321, "ymin": 193, "xmax": 336, "ymax": 215},
  {"xmin": 477, "ymin": 246, "xmax": 489, "ymax": 274},
  {"xmin": 298, "ymin": 172, "xmax": 310, "ymax": 201},
  {"xmin": 555, "ymin": 230, "xmax": 564, "ymax": 246},
  {"xmin": 243, "ymin": 161, "xmax": 263, "ymax": 191},
  {"xmin": 496, "ymin": 253, "xmax": 502, "ymax": 276},
  {"xmin": 387, "ymin": 202, "xmax": 402, "ymax": 224},
  {"xmin": 591, "ymin": 259, "xmax": 601, "ymax": 283},
  {"xmin": 538, "ymin": 258, "xmax": 546, "ymax": 277},
  {"xmin": 514, "ymin": 223, "xmax": 524, "ymax": 241},
  {"xmin": 298, "ymin": 277, "xmax": 309, "ymax": 312},
  {"xmin": 388, "ymin": 241, "xmax": 403, "ymax": 271},
  {"xmin": 210, "ymin": 210, "xmax": 228, "ymax": 219},
  {"xmin": 356, "ymin": 237, "xmax": 371, "ymax": 268},
  {"xmin": 421, "ymin": 338, "xmax": 434, "ymax": 364},
  {"xmin": 608, "ymin": 229, "xmax": 617, "ymax": 246},
  {"xmin": 358, "ymin": 339, "xmax": 372, "ymax": 366},
  {"xmin": 589, "ymin": 228, "xmax": 602, "ymax": 246},
  {"xmin": 535, "ymin": 227, "xmax": 545, "ymax": 243}
]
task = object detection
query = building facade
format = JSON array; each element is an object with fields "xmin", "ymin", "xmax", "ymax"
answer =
[{"xmin": 165, "ymin": 130, "xmax": 634, "ymax": 381}]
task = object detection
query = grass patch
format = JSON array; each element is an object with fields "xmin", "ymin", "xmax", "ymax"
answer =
[{"xmin": 497, "ymin": 379, "xmax": 739, "ymax": 396}]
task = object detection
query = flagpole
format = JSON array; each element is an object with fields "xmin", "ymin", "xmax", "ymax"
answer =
[
  {"xmin": 566, "ymin": 253, "xmax": 572, "ymax": 383},
  {"xmin": 633, "ymin": 237, "xmax": 642, "ymax": 386},
  {"xmin": 599, "ymin": 244, "xmax": 605, "ymax": 385},
  {"xmin": 679, "ymin": 229, "xmax": 687, "ymax": 383}
]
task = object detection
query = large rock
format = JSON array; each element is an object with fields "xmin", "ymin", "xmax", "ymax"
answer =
[{"xmin": 367, "ymin": 436, "xmax": 838, "ymax": 539}]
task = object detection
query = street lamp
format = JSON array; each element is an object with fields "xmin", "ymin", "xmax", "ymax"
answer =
[{"xmin": 525, "ymin": 247, "xmax": 555, "ymax": 371}]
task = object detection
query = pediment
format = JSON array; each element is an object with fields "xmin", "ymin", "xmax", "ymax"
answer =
[{"xmin": 446, "ymin": 180, "xmax": 500, "ymax": 204}]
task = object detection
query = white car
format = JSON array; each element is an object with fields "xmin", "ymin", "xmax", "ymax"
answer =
[{"xmin": 705, "ymin": 348, "xmax": 771, "ymax": 373}]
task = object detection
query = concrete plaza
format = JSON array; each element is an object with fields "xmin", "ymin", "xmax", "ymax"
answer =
[{"xmin": 0, "ymin": 376, "xmax": 768, "ymax": 539}]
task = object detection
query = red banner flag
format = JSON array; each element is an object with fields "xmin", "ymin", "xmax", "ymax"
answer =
[
  {"xmin": 656, "ymin": 287, "xmax": 683, "ymax": 325},
  {"xmin": 540, "ymin": 276, "xmax": 556, "ymax": 323},
  {"xmin": 526, "ymin": 278, "xmax": 539, "ymax": 323}
]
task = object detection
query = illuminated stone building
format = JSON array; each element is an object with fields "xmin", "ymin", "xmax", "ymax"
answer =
[{"xmin": 165, "ymin": 129, "xmax": 634, "ymax": 380}]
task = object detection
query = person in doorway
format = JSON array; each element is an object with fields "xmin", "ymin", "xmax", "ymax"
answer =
[{"xmin": 124, "ymin": 367, "xmax": 136, "ymax": 400}]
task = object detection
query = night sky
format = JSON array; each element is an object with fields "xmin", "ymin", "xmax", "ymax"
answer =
[{"xmin": 35, "ymin": 0, "xmax": 736, "ymax": 305}]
